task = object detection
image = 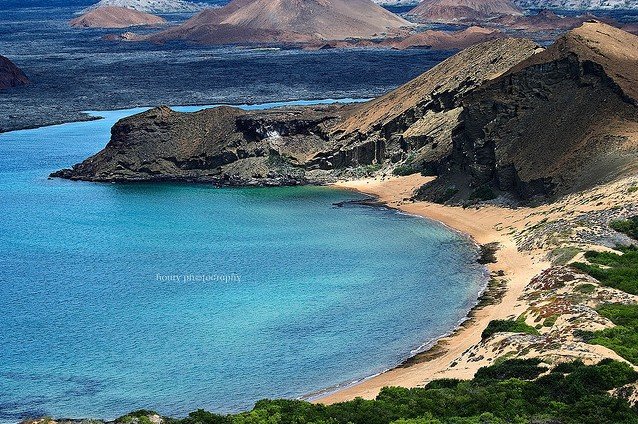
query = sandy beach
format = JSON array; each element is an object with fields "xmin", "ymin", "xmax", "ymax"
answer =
[{"xmin": 316, "ymin": 173, "xmax": 636, "ymax": 404}]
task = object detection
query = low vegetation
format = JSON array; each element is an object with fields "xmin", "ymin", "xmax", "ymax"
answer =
[
  {"xmin": 481, "ymin": 317, "xmax": 540, "ymax": 340},
  {"xmin": 572, "ymin": 247, "xmax": 638, "ymax": 295},
  {"xmin": 116, "ymin": 359, "xmax": 638, "ymax": 424},
  {"xmin": 469, "ymin": 185, "xmax": 497, "ymax": 201},
  {"xmin": 610, "ymin": 216, "xmax": 638, "ymax": 240},
  {"xmin": 392, "ymin": 164, "xmax": 419, "ymax": 176},
  {"xmin": 578, "ymin": 303, "xmax": 638, "ymax": 365}
]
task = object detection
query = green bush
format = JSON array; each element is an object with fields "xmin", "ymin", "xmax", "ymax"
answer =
[
  {"xmin": 572, "ymin": 247, "xmax": 638, "ymax": 294},
  {"xmin": 610, "ymin": 216, "xmax": 638, "ymax": 239},
  {"xmin": 125, "ymin": 359, "xmax": 638, "ymax": 424},
  {"xmin": 481, "ymin": 319, "xmax": 540, "ymax": 340},
  {"xmin": 393, "ymin": 165, "xmax": 419, "ymax": 176},
  {"xmin": 581, "ymin": 303, "xmax": 638, "ymax": 365},
  {"xmin": 469, "ymin": 185, "xmax": 497, "ymax": 201}
]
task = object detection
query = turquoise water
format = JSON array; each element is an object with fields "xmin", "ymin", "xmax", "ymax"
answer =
[{"xmin": 0, "ymin": 100, "xmax": 486, "ymax": 422}]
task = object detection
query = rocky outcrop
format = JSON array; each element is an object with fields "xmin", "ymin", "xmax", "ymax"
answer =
[
  {"xmin": 0, "ymin": 55, "xmax": 29, "ymax": 89},
  {"xmin": 408, "ymin": 0, "xmax": 523, "ymax": 24},
  {"xmin": 148, "ymin": 0, "xmax": 412, "ymax": 45},
  {"xmin": 53, "ymin": 23, "xmax": 638, "ymax": 204},
  {"xmin": 418, "ymin": 22, "xmax": 638, "ymax": 201},
  {"xmin": 51, "ymin": 104, "xmax": 351, "ymax": 185},
  {"xmin": 71, "ymin": 6, "xmax": 167, "ymax": 28},
  {"xmin": 326, "ymin": 37, "xmax": 539, "ymax": 172}
]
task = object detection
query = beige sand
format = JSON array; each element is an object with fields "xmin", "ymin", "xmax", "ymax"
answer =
[{"xmin": 315, "ymin": 174, "xmax": 552, "ymax": 403}]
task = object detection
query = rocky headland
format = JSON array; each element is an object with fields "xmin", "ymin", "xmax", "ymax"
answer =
[
  {"xmin": 0, "ymin": 55, "xmax": 29, "ymax": 90},
  {"xmin": 70, "ymin": 6, "xmax": 167, "ymax": 29},
  {"xmin": 54, "ymin": 22, "xmax": 638, "ymax": 206}
]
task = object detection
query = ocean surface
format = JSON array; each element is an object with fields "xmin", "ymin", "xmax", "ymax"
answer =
[{"xmin": 0, "ymin": 100, "xmax": 487, "ymax": 422}]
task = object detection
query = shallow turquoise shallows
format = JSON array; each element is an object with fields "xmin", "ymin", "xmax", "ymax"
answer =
[{"xmin": 0, "ymin": 100, "xmax": 486, "ymax": 423}]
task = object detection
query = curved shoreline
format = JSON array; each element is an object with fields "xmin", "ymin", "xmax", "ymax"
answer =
[{"xmin": 314, "ymin": 174, "xmax": 550, "ymax": 404}]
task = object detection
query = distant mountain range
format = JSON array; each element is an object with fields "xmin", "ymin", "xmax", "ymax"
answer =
[
  {"xmin": 83, "ymin": 0, "xmax": 209, "ymax": 13},
  {"xmin": 512, "ymin": 0, "xmax": 638, "ymax": 9}
]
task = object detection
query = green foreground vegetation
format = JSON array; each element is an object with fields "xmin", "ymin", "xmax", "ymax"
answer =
[
  {"xmin": 572, "ymin": 246, "xmax": 638, "ymax": 294},
  {"xmin": 578, "ymin": 303, "xmax": 638, "ymax": 366},
  {"xmin": 610, "ymin": 216, "xmax": 638, "ymax": 240},
  {"xmin": 481, "ymin": 317, "xmax": 539, "ymax": 340},
  {"xmin": 117, "ymin": 359, "xmax": 638, "ymax": 424}
]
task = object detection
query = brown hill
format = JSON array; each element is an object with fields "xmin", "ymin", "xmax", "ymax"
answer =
[
  {"xmin": 149, "ymin": 0, "xmax": 411, "ymax": 44},
  {"xmin": 0, "ymin": 55, "xmax": 29, "ymax": 89},
  {"xmin": 70, "ymin": 6, "xmax": 167, "ymax": 28},
  {"xmin": 409, "ymin": 0, "xmax": 523, "ymax": 23}
]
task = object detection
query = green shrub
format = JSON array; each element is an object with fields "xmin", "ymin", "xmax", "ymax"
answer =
[
  {"xmin": 122, "ymin": 359, "xmax": 638, "ymax": 424},
  {"xmin": 474, "ymin": 358, "xmax": 545, "ymax": 381},
  {"xmin": 582, "ymin": 304, "xmax": 638, "ymax": 365},
  {"xmin": 469, "ymin": 185, "xmax": 497, "ymax": 201},
  {"xmin": 610, "ymin": 216, "xmax": 638, "ymax": 239},
  {"xmin": 574, "ymin": 283, "xmax": 596, "ymax": 294},
  {"xmin": 481, "ymin": 319, "xmax": 540, "ymax": 340},
  {"xmin": 572, "ymin": 247, "xmax": 638, "ymax": 294},
  {"xmin": 434, "ymin": 187, "xmax": 459, "ymax": 204},
  {"xmin": 393, "ymin": 165, "xmax": 419, "ymax": 176}
]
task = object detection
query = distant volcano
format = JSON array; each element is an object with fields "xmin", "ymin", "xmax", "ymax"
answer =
[
  {"xmin": 149, "ymin": 0, "xmax": 412, "ymax": 44},
  {"xmin": 71, "ymin": 6, "xmax": 167, "ymax": 28},
  {"xmin": 409, "ymin": 0, "xmax": 523, "ymax": 23}
]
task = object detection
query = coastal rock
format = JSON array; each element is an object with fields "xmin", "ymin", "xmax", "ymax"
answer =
[
  {"xmin": 51, "ymin": 104, "xmax": 349, "ymax": 184},
  {"xmin": 147, "ymin": 0, "xmax": 412, "ymax": 45},
  {"xmin": 408, "ymin": 0, "xmax": 523, "ymax": 24},
  {"xmin": 71, "ymin": 6, "xmax": 167, "ymax": 28},
  {"xmin": 0, "ymin": 55, "xmax": 29, "ymax": 89},
  {"xmin": 327, "ymin": 37, "xmax": 539, "ymax": 172}
]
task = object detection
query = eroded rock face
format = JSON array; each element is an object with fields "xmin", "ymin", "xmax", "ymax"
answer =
[
  {"xmin": 0, "ymin": 55, "xmax": 29, "ymax": 90},
  {"xmin": 51, "ymin": 105, "xmax": 349, "ymax": 186},
  {"xmin": 418, "ymin": 22, "xmax": 638, "ymax": 202}
]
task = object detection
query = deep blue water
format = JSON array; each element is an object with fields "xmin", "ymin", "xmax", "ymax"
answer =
[{"xmin": 0, "ymin": 100, "xmax": 487, "ymax": 422}]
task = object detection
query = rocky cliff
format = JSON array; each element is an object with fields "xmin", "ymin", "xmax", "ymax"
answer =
[
  {"xmin": 147, "ymin": 0, "xmax": 411, "ymax": 44},
  {"xmin": 51, "ymin": 104, "xmax": 351, "ymax": 185},
  {"xmin": 54, "ymin": 23, "xmax": 638, "ymax": 204},
  {"xmin": 71, "ymin": 6, "xmax": 167, "ymax": 28},
  {"xmin": 418, "ymin": 21, "xmax": 638, "ymax": 201},
  {"xmin": 0, "ymin": 55, "xmax": 29, "ymax": 90}
]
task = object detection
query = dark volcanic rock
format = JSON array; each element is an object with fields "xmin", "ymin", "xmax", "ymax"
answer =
[
  {"xmin": 0, "ymin": 55, "xmax": 29, "ymax": 89},
  {"xmin": 51, "ymin": 104, "xmax": 350, "ymax": 185}
]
